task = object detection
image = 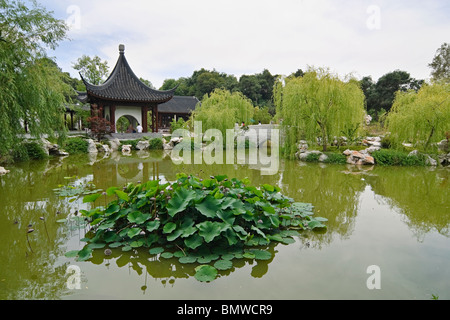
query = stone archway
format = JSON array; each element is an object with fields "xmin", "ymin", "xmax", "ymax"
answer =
[{"xmin": 116, "ymin": 115, "xmax": 139, "ymax": 133}]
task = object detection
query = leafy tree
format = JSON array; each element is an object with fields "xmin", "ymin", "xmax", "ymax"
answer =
[
  {"xmin": 369, "ymin": 70, "xmax": 424, "ymax": 114},
  {"xmin": 290, "ymin": 69, "xmax": 305, "ymax": 78},
  {"xmin": 139, "ymin": 77, "xmax": 155, "ymax": 89},
  {"xmin": 0, "ymin": 0, "xmax": 69, "ymax": 157},
  {"xmin": 238, "ymin": 74, "xmax": 262, "ymax": 104},
  {"xmin": 88, "ymin": 105, "xmax": 115, "ymax": 141},
  {"xmin": 274, "ymin": 69, "xmax": 366, "ymax": 156},
  {"xmin": 385, "ymin": 83, "xmax": 450, "ymax": 151},
  {"xmin": 190, "ymin": 68, "xmax": 238, "ymax": 99},
  {"xmin": 359, "ymin": 71, "xmax": 424, "ymax": 119},
  {"xmin": 429, "ymin": 43, "xmax": 450, "ymax": 83},
  {"xmin": 191, "ymin": 89, "xmax": 254, "ymax": 136},
  {"xmin": 253, "ymin": 107, "xmax": 272, "ymax": 124},
  {"xmin": 237, "ymin": 69, "xmax": 277, "ymax": 114},
  {"xmin": 72, "ymin": 55, "xmax": 110, "ymax": 85},
  {"xmin": 159, "ymin": 77, "xmax": 191, "ymax": 95},
  {"xmin": 160, "ymin": 69, "xmax": 238, "ymax": 100}
]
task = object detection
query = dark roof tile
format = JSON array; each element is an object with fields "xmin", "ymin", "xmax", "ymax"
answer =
[
  {"xmin": 79, "ymin": 45, "xmax": 176, "ymax": 104},
  {"xmin": 158, "ymin": 96, "xmax": 200, "ymax": 114}
]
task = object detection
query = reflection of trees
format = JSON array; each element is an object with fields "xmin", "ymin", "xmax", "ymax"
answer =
[
  {"xmin": 5, "ymin": 149, "xmax": 448, "ymax": 297},
  {"xmin": 0, "ymin": 157, "xmax": 94, "ymax": 299},
  {"xmin": 365, "ymin": 167, "xmax": 450, "ymax": 240},
  {"xmin": 279, "ymin": 161, "xmax": 366, "ymax": 246}
]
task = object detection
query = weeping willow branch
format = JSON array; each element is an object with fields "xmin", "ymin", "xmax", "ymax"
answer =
[
  {"xmin": 274, "ymin": 68, "xmax": 365, "ymax": 156},
  {"xmin": 386, "ymin": 83, "xmax": 450, "ymax": 151}
]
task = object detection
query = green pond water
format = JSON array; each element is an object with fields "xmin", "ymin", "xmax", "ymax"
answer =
[{"xmin": 0, "ymin": 150, "xmax": 449, "ymax": 300}]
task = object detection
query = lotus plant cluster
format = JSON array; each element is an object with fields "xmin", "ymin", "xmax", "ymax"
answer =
[{"xmin": 65, "ymin": 174, "xmax": 327, "ymax": 282}]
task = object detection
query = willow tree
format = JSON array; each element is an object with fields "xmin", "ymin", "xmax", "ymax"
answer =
[
  {"xmin": 191, "ymin": 88, "xmax": 254, "ymax": 136},
  {"xmin": 385, "ymin": 83, "xmax": 450, "ymax": 151},
  {"xmin": 0, "ymin": 0, "xmax": 70, "ymax": 157},
  {"xmin": 274, "ymin": 69, "xmax": 365, "ymax": 158}
]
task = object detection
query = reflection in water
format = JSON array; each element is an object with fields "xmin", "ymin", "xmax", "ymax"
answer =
[
  {"xmin": 87, "ymin": 241, "xmax": 284, "ymax": 290},
  {"xmin": 365, "ymin": 166, "xmax": 449, "ymax": 240},
  {"xmin": 0, "ymin": 150, "xmax": 449, "ymax": 299}
]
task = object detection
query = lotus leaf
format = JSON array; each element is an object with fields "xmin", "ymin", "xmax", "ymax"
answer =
[{"xmin": 194, "ymin": 265, "xmax": 218, "ymax": 282}]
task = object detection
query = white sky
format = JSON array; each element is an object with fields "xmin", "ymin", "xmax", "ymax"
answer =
[{"xmin": 41, "ymin": 0, "xmax": 450, "ymax": 89}]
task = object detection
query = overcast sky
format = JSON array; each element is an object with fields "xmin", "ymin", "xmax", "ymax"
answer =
[{"xmin": 41, "ymin": 0, "xmax": 450, "ymax": 89}]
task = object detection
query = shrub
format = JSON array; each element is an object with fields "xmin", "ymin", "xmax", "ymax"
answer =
[
  {"xmin": 380, "ymin": 136, "xmax": 391, "ymax": 149},
  {"xmin": 148, "ymin": 138, "xmax": 163, "ymax": 150},
  {"xmin": 12, "ymin": 144, "xmax": 30, "ymax": 162},
  {"xmin": 170, "ymin": 117, "xmax": 188, "ymax": 133},
  {"xmin": 305, "ymin": 152, "xmax": 320, "ymax": 162},
  {"xmin": 24, "ymin": 142, "xmax": 48, "ymax": 160},
  {"xmin": 64, "ymin": 137, "xmax": 89, "ymax": 154},
  {"xmin": 372, "ymin": 149, "xmax": 426, "ymax": 166},
  {"xmin": 324, "ymin": 152, "xmax": 347, "ymax": 164},
  {"xmin": 120, "ymin": 139, "xmax": 139, "ymax": 150},
  {"xmin": 12, "ymin": 141, "xmax": 48, "ymax": 161}
]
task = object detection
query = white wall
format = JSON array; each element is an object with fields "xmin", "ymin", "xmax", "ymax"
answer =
[{"xmin": 114, "ymin": 106, "xmax": 142, "ymax": 132}]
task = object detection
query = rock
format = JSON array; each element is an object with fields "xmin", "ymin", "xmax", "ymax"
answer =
[
  {"xmin": 87, "ymin": 139, "xmax": 98, "ymax": 153},
  {"xmin": 425, "ymin": 155, "xmax": 437, "ymax": 166},
  {"xmin": 98, "ymin": 144, "xmax": 110, "ymax": 153},
  {"xmin": 0, "ymin": 166, "xmax": 10, "ymax": 175},
  {"xmin": 297, "ymin": 140, "xmax": 309, "ymax": 152},
  {"xmin": 40, "ymin": 138, "xmax": 67, "ymax": 156},
  {"xmin": 121, "ymin": 144, "xmax": 132, "ymax": 153},
  {"xmin": 343, "ymin": 149, "xmax": 353, "ymax": 156},
  {"xmin": 351, "ymin": 150, "xmax": 365, "ymax": 159},
  {"xmin": 363, "ymin": 137, "xmax": 382, "ymax": 148},
  {"xmin": 409, "ymin": 150, "xmax": 438, "ymax": 166},
  {"xmin": 362, "ymin": 155, "xmax": 375, "ymax": 165},
  {"xmin": 402, "ymin": 143, "xmax": 413, "ymax": 148},
  {"xmin": 296, "ymin": 150, "xmax": 322, "ymax": 161},
  {"xmin": 109, "ymin": 138, "xmax": 121, "ymax": 152},
  {"xmin": 437, "ymin": 139, "xmax": 449, "ymax": 152},
  {"xmin": 438, "ymin": 152, "xmax": 450, "ymax": 166},
  {"xmin": 319, "ymin": 153, "xmax": 328, "ymax": 162},
  {"xmin": 344, "ymin": 149, "xmax": 375, "ymax": 165},
  {"xmin": 408, "ymin": 150, "xmax": 420, "ymax": 157},
  {"xmin": 297, "ymin": 152, "xmax": 310, "ymax": 161},
  {"xmin": 365, "ymin": 146, "xmax": 381, "ymax": 153},
  {"xmin": 170, "ymin": 136, "xmax": 183, "ymax": 146},
  {"xmin": 136, "ymin": 140, "xmax": 150, "ymax": 151}
]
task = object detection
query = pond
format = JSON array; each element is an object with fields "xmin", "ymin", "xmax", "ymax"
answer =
[{"xmin": 0, "ymin": 150, "xmax": 449, "ymax": 300}]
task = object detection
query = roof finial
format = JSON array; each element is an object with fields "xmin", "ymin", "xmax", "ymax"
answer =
[{"xmin": 119, "ymin": 44, "xmax": 125, "ymax": 54}]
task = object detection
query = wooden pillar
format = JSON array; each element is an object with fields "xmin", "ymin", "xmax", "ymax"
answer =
[
  {"xmin": 142, "ymin": 106, "xmax": 148, "ymax": 133},
  {"xmin": 70, "ymin": 111, "xmax": 74, "ymax": 130},
  {"xmin": 155, "ymin": 104, "xmax": 159, "ymax": 133},
  {"xmin": 151, "ymin": 105, "xmax": 157, "ymax": 133},
  {"xmin": 110, "ymin": 105, "xmax": 116, "ymax": 132}
]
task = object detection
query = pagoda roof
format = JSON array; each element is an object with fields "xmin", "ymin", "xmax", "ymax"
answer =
[
  {"xmin": 78, "ymin": 44, "xmax": 176, "ymax": 104},
  {"xmin": 158, "ymin": 96, "xmax": 200, "ymax": 114}
]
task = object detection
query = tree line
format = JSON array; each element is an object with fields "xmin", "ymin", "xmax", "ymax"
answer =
[{"xmin": 1, "ymin": 0, "xmax": 448, "ymax": 162}]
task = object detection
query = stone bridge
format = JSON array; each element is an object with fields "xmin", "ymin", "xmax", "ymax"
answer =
[{"xmin": 236, "ymin": 124, "xmax": 279, "ymax": 148}]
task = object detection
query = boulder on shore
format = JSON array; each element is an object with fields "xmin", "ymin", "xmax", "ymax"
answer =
[
  {"xmin": 41, "ymin": 138, "xmax": 69, "ymax": 156},
  {"xmin": 136, "ymin": 140, "xmax": 150, "ymax": 151},
  {"xmin": 343, "ymin": 149, "xmax": 375, "ymax": 165}
]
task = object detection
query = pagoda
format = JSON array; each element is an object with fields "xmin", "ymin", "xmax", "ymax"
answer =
[{"xmin": 77, "ymin": 44, "xmax": 177, "ymax": 133}]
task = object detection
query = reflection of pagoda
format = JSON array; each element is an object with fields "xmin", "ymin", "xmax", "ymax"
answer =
[{"xmin": 77, "ymin": 44, "xmax": 199, "ymax": 132}]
